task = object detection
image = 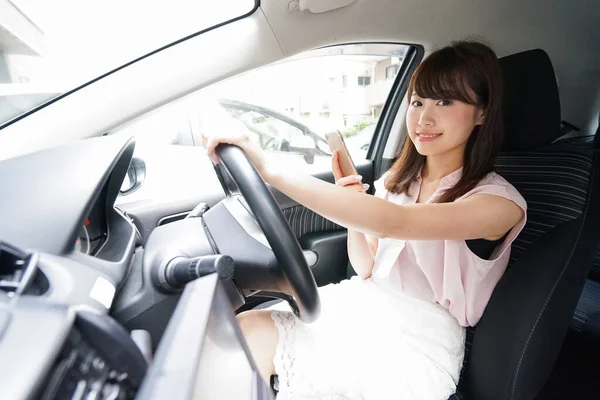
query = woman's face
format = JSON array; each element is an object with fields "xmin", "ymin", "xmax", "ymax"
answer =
[{"xmin": 406, "ymin": 92, "xmax": 485, "ymax": 157}]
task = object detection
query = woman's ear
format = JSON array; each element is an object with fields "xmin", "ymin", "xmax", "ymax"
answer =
[{"xmin": 476, "ymin": 108, "xmax": 486, "ymax": 126}]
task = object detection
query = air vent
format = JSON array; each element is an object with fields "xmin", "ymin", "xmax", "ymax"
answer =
[{"xmin": 0, "ymin": 242, "xmax": 41, "ymax": 295}]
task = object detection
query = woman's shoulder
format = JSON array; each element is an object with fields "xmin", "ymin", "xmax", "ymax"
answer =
[
  {"xmin": 462, "ymin": 171, "xmax": 527, "ymax": 210},
  {"xmin": 478, "ymin": 171, "xmax": 512, "ymax": 186},
  {"xmin": 479, "ymin": 171, "xmax": 519, "ymax": 191}
]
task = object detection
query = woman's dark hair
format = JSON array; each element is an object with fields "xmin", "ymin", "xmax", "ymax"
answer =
[{"xmin": 385, "ymin": 40, "xmax": 503, "ymax": 202}]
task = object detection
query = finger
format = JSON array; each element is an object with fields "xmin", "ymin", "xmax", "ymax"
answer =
[
  {"xmin": 206, "ymin": 134, "xmax": 241, "ymax": 153},
  {"xmin": 205, "ymin": 137, "xmax": 223, "ymax": 164},
  {"xmin": 349, "ymin": 183, "xmax": 367, "ymax": 193},
  {"xmin": 207, "ymin": 132, "xmax": 255, "ymax": 165},
  {"xmin": 337, "ymin": 175, "xmax": 363, "ymax": 185},
  {"xmin": 336, "ymin": 175, "xmax": 363, "ymax": 186}
]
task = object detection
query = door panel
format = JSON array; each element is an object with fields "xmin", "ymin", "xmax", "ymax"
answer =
[
  {"xmin": 274, "ymin": 161, "xmax": 373, "ymax": 284},
  {"xmin": 299, "ymin": 231, "xmax": 349, "ymax": 286}
]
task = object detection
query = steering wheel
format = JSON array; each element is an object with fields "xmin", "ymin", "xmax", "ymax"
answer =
[{"xmin": 216, "ymin": 144, "xmax": 321, "ymax": 323}]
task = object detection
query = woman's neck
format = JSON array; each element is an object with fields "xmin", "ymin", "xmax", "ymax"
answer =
[{"xmin": 421, "ymin": 151, "xmax": 464, "ymax": 182}]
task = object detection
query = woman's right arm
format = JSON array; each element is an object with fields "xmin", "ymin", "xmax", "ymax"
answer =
[
  {"xmin": 330, "ymin": 151, "xmax": 379, "ymax": 279},
  {"xmin": 347, "ymin": 230, "xmax": 378, "ymax": 279}
]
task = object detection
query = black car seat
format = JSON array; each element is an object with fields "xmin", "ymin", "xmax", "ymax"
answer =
[
  {"xmin": 449, "ymin": 49, "xmax": 600, "ymax": 400},
  {"xmin": 572, "ymin": 279, "xmax": 600, "ymax": 341},
  {"xmin": 569, "ymin": 118, "xmax": 600, "ymax": 343},
  {"xmin": 551, "ymin": 113, "xmax": 600, "ymax": 343},
  {"xmin": 549, "ymin": 115, "xmax": 600, "ymax": 343}
]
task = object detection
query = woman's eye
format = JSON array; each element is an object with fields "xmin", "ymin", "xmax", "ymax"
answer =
[
  {"xmin": 438, "ymin": 100, "xmax": 452, "ymax": 106},
  {"xmin": 411, "ymin": 100, "xmax": 422, "ymax": 107}
]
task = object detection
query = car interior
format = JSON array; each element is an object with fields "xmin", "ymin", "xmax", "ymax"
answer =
[{"xmin": 0, "ymin": 0, "xmax": 599, "ymax": 399}]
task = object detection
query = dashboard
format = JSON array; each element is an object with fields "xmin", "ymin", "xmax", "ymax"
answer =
[
  {"xmin": 76, "ymin": 190, "xmax": 108, "ymax": 256},
  {"xmin": 0, "ymin": 135, "xmax": 142, "ymax": 399},
  {"xmin": 0, "ymin": 134, "xmax": 272, "ymax": 400}
]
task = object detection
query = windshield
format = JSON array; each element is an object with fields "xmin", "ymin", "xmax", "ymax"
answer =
[{"xmin": 0, "ymin": 0, "xmax": 256, "ymax": 126}]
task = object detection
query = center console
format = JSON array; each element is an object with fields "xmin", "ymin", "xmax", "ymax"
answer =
[
  {"xmin": 137, "ymin": 273, "xmax": 274, "ymax": 400},
  {"xmin": 37, "ymin": 274, "xmax": 273, "ymax": 400}
]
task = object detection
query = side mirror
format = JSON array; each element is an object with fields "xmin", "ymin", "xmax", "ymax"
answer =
[
  {"xmin": 288, "ymin": 136, "xmax": 316, "ymax": 164},
  {"xmin": 120, "ymin": 157, "xmax": 146, "ymax": 195}
]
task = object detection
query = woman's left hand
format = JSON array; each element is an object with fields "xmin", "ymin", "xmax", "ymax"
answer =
[{"xmin": 202, "ymin": 115, "xmax": 269, "ymax": 178}]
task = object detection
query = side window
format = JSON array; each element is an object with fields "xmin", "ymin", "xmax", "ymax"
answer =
[
  {"xmin": 219, "ymin": 100, "xmax": 333, "ymax": 161},
  {"xmin": 223, "ymin": 105, "xmax": 304, "ymax": 151},
  {"xmin": 115, "ymin": 100, "xmax": 194, "ymax": 148},
  {"xmin": 200, "ymin": 44, "xmax": 410, "ymax": 172},
  {"xmin": 115, "ymin": 44, "xmax": 409, "ymax": 173}
]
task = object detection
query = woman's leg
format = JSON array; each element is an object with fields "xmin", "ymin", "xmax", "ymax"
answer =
[{"xmin": 236, "ymin": 310, "xmax": 279, "ymax": 383}]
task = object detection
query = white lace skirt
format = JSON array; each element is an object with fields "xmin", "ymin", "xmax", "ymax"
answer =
[{"xmin": 269, "ymin": 277, "xmax": 466, "ymax": 400}]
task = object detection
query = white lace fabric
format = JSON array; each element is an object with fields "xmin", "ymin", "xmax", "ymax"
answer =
[{"xmin": 269, "ymin": 277, "xmax": 465, "ymax": 400}]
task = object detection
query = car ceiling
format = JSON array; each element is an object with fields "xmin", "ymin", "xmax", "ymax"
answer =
[{"xmin": 0, "ymin": 0, "xmax": 598, "ymax": 160}]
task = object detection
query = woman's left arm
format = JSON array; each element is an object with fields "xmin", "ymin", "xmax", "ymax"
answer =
[
  {"xmin": 202, "ymin": 123, "xmax": 524, "ymax": 241},
  {"xmin": 265, "ymin": 169, "xmax": 524, "ymax": 241}
]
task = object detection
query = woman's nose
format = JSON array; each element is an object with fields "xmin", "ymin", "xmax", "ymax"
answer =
[{"xmin": 418, "ymin": 107, "xmax": 435, "ymax": 126}]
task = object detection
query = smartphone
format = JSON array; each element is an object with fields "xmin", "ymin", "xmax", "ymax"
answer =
[{"xmin": 325, "ymin": 130, "xmax": 358, "ymax": 177}]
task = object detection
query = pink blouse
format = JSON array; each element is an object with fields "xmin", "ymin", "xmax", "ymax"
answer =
[{"xmin": 370, "ymin": 168, "xmax": 527, "ymax": 327}]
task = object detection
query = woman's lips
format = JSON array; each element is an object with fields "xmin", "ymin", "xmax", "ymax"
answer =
[{"xmin": 416, "ymin": 132, "xmax": 442, "ymax": 142}]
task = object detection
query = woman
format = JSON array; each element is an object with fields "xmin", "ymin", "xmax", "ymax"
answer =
[{"xmin": 204, "ymin": 41, "xmax": 527, "ymax": 400}]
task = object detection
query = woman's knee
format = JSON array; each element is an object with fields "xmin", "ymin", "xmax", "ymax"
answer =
[{"xmin": 236, "ymin": 310, "xmax": 276, "ymax": 337}]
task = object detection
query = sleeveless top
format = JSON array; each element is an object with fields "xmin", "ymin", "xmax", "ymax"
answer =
[{"xmin": 370, "ymin": 167, "xmax": 527, "ymax": 327}]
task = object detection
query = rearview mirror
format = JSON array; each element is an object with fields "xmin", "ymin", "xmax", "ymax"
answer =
[{"xmin": 288, "ymin": 136, "xmax": 316, "ymax": 164}]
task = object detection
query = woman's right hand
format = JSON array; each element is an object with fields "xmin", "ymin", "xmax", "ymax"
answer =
[
  {"xmin": 332, "ymin": 151, "xmax": 375, "ymax": 278},
  {"xmin": 332, "ymin": 150, "xmax": 369, "ymax": 193}
]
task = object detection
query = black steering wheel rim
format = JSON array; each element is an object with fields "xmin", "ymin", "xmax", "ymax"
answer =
[{"xmin": 216, "ymin": 144, "xmax": 320, "ymax": 323}]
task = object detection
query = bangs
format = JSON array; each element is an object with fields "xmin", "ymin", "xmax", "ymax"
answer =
[{"xmin": 409, "ymin": 48, "xmax": 481, "ymax": 105}]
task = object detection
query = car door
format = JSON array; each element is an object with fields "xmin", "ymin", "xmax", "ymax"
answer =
[{"xmin": 113, "ymin": 43, "xmax": 419, "ymax": 290}]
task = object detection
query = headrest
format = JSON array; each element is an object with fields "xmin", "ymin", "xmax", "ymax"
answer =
[{"xmin": 500, "ymin": 49, "xmax": 561, "ymax": 151}]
